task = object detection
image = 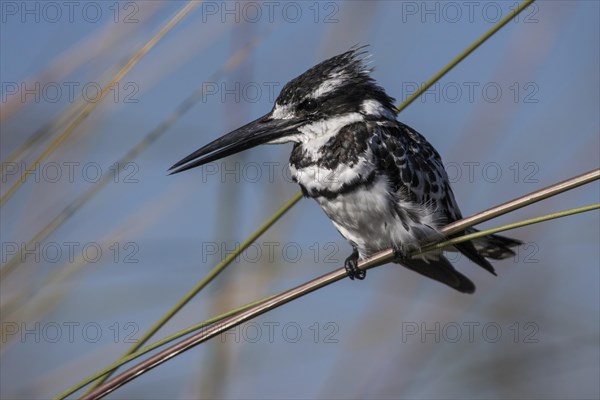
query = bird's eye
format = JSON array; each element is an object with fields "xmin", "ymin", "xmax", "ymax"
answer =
[{"xmin": 301, "ymin": 99, "xmax": 319, "ymax": 114}]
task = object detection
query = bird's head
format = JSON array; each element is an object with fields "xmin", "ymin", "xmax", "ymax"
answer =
[{"xmin": 169, "ymin": 46, "xmax": 396, "ymax": 174}]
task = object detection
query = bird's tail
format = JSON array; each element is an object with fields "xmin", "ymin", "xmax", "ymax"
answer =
[
  {"xmin": 397, "ymin": 229, "xmax": 522, "ymax": 294},
  {"xmin": 467, "ymin": 228, "xmax": 523, "ymax": 260},
  {"xmin": 449, "ymin": 228, "xmax": 522, "ymax": 278},
  {"xmin": 401, "ymin": 256, "xmax": 476, "ymax": 294}
]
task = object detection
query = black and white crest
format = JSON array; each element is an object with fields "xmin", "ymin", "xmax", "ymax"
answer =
[
  {"xmin": 271, "ymin": 47, "xmax": 396, "ymax": 123},
  {"xmin": 171, "ymin": 46, "xmax": 522, "ymax": 293}
]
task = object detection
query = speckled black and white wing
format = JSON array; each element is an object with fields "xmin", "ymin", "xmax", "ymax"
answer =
[
  {"xmin": 370, "ymin": 120, "xmax": 461, "ymax": 223},
  {"xmin": 370, "ymin": 120, "xmax": 502, "ymax": 274}
]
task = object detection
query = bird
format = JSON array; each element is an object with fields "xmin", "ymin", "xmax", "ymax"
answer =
[{"xmin": 169, "ymin": 46, "xmax": 522, "ymax": 293}]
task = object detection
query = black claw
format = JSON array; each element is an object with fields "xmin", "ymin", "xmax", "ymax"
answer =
[{"xmin": 344, "ymin": 248, "xmax": 366, "ymax": 280}]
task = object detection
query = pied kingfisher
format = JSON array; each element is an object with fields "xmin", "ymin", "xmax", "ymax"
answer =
[{"xmin": 170, "ymin": 47, "xmax": 521, "ymax": 293}]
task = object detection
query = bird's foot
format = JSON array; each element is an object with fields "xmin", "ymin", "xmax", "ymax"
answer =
[{"xmin": 344, "ymin": 249, "xmax": 365, "ymax": 280}]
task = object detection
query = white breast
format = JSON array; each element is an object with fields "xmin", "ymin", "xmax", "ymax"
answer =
[{"xmin": 292, "ymin": 170, "xmax": 441, "ymax": 259}]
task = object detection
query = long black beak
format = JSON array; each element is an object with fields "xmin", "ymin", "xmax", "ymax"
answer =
[{"xmin": 169, "ymin": 113, "xmax": 303, "ymax": 175}]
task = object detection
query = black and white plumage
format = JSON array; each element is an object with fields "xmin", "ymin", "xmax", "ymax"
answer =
[{"xmin": 170, "ymin": 47, "xmax": 521, "ymax": 293}]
